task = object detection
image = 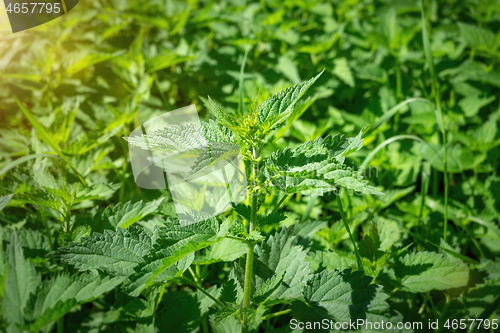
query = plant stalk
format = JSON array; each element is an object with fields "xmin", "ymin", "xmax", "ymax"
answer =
[
  {"xmin": 421, "ymin": 1, "xmax": 449, "ymax": 242},
  {"xmin": 180, "ymin": 276, "xmax": 225, "ymax": 308},
  {"xmin": 262, "ymin": 309, "xmax": 292, "ymax": 321},
  {"xmin": 242, "ymin": 147, "xmax": 259, "ymax": 311},
  {"xmin": 337, "ymin": 194, "xmax": 364, "ymax": 272}
]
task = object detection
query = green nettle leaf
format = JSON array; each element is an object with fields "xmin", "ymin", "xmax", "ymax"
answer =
[
  {"xmin": 291, "ymin": 269, "xmax": 389, "ymax": 322},
  {"xmin": 220, "ymin": 269, "xmax": 244, "ymax": 305},
  {"xmin": 98, "ymin": 198, "xmax": 165, "ymax": 229},
  {"xmin": 253, "ymin": 273, "xmax": 284, "ymax": 304},
  {"xmin": 463, "ymin": 277, "xmax": 500, "ymax": 318},
  {"xmin": 4, "ymin": 228, "xmax": 51, "ymax": 261},
  {"xmin": 156, "ymin": 287, "xmax": 220, "ymax": 333},
  {"xmin": 209, "ymin": 305, "xmax": 264, "ymax": 333},
  {"xmin": 333, "ymin": 57, "xmax": 355, "ymax": 87},
  {"xmin": 252, "ymin": 228, "xmax": 311, "ymax": 303},
  {"xmin": 306, "ymin": 250, "xmax": 357, "ymax": 273},
  {"xmin": 124, "ymin": 120, "xmax": 234, "ymax": 152},
  {"xmin": 258, "ymin": 210, "xmax": 287, "ymax": 227},
  {"xmin": 2, "ymin": 232, "xmax": 41, "ymax": 331},
  {"xmin": 209, "ymin": 309, "xmax": 244, "ymax": 333},
  {"xmin": 186, "ymin": 141, "xmax": 241, "ymax": 178},
  {"xmin": 62, "ymin": 125, "xmax": 123, "ymax": 156},
  {"xmin": 125, "ymin": 218, "xmax": 230, "ymax": 296},
  {"xmin": 0, "ymin": 194, "xmax": 13, "ymax": 211},
  {"xmin": 394, "ymin": 252, "xmax": 470, "ymax": 293},
  {"xmin": 207, "ymin": 96, "xmax": 242, "ymax": 130},
  {"xmin": 264, "ymin": 132, "xmax": 382, "ymax": 195},
  {"xmin": 478, "ymin": 258, "xmax": 500, "ymax": 279},
  {"xmin": 458, "ymin": 22, "xmax": 498, "ymax": 52},
  {"xmin": 194, "ymin": 238, "xmax": 247, "ymax": 265},
  {"xmin": 26, "ymin": 300, "xmax": 76, "ymax": 332},
  {"xmin": 50, "ymin": 226, "xmax": 159, "ymax": 276},
  {"xmin": 256, "ymin": 70, "xmax": 324, "ymax": 139},
  {"xmin": 25, "ymin": 272, "xmax": 124, "ymax": 331},
  {"xmin": 73, "ymin": 183, "xmax": 120, "ymax": 204}
]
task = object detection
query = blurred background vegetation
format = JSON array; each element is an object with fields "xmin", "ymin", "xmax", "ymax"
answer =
[{"xmin": 0, "ymin": 0, "xmax": 499, "ymax": 331}]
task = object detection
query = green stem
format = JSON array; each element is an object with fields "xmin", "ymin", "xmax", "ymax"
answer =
[
  {"xmin": 421, "ymin": 1, "xmax": 448, "ymax": 242},
  {"xmin": 180, "ymin": 276, "xmax": 225, "ymax": 308},
  {"xmin": 262, "ymin": 309, "xmax": 292, "ymax": 321},
  {"xmin": 57, "ymin": 317, "xmax": 64, "ymax": 333},
  {"xmin": 242, "ymin": 237, "xmax": 255, "ymax": 309},
  {"xmin": 243, "ymin": 147, "xmax": 259, "ymax": 312},
  {"xmin": 418, "ymin": 162, "xmax": 430, "ymax": 242},
  {"xmin": 153, "ymin": 73, "xmax": 168, "ymax": 109},
  {"xmin": 270, "ymin": 194, "xmax": 289, "ymax": 217},
  {"xmin": 337, "ymin": 194, "xmax": 364, "ymax": 272},
  {"xmin": 188, "ymin": 266, "xmax": 200, "ymax": 284},
  {"xmin": 396, "ymin": 63, "xmax": 402, "ymax": 99}
]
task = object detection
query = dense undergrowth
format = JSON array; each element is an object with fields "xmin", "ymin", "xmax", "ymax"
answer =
[{"xmin": 0, "ymin": 0, "xmax": 499, "ymax": 332}]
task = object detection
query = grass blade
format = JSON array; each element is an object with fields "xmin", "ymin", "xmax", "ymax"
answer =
[
  {"xmin": 238, "ymin": 46, "xmax": 251, "ymax": 115},
  {"xmin": 421, "ymin": 0, "xmax": 449, "ymax": 242},
  {"xmin": 337, "ymin": 194, "xmax": 364, "ymax": 272},
  {"xmin": 361, "ymin": 134, "xmax": 442, "ymax": 170},
  {"xmin": 366, "ymin": 97, "xmax": 432, "ymax": 135}
]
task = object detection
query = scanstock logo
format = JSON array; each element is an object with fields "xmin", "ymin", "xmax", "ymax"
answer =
[{"xmin": 3, "ymin": 0, "xmax": 78, "ymax": 33}]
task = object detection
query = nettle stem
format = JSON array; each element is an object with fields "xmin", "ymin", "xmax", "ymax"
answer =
[
  {"xmin": 337, "ymin": 193, "xmax": 364, "ymax": 272},
  {"xmin": 243, "ymin": 146, "xmax": 259, "ymax": 312}
]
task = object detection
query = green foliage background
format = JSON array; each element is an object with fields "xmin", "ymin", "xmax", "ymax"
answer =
[{"xmin": 0, "ymin": 0, "xmax": 499, "ymax": 331}]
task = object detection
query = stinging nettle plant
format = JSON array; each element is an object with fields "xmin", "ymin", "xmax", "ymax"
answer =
[{"xmin": 47, "ymin": 71, "xmax": 389, "ymax": 331}]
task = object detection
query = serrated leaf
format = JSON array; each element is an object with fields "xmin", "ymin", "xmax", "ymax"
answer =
[
  {"xmin": 206, "ymin": 96, "xmax": 241, "ymax": 129},
  {"xmin": 220, "ymin": 270, "xmax": 243, "ymax": 304},
  {"xmin": 458, "ymin": 22, "xmax": 498, "ymax": 52},
  {"xmin": 5, "ymin": 228, "xmax": 51, "ymax": 261},
  {"xmin": 194, "ymin": 238, "xmax": 247, "ymax": 265},
  {"xmin": 463, "ymin": 277, "xmax": 500, "ymax": 318},
  {"xmin": 478, "ymin": 258, "xmax": 500, "ymax": 279},
  {"xmin": 100, "ymin": 198, "xmax": 164, "ymax": 229},
  {"xmin": 395, "ymin": 251, "xmax": 469, "ymax": 293},
  {"xmin": 2, "ymin": 232, "xmax": 41, "ymax": 330},
  {"xmin": 0, "ymin": 194, "xmax": 13, "ymax": 211},
  {"xmin": 156, "ymin": 288, "xmax": 218, "ymax": 333},
  {"xmin": 253, "ymin": 273, "xmax": 283, "ymax": 304},
  {"xmin": 185, "ymin": 142, "xmax": 242, "ymax": 178},
  {"xmin": 307, "ymin": 250, "xmax": 357, "ymax": 273},
  {"xmin": 333, "ymin": 58, "xmax": 355, "ymax": 87},
  {"xmin": 291, "ymin": 269, "xmax": 389, "ymax": 322},
  {"xmin": 62, "ymin": 125, "xmax": 123, "ymax": 156},
  {"xmin": 256, "ymin": 71, "xmax": 324, "ymax": 139},
  {"xmin": 26, "ymin": 272, "xmax": 124, "ymax": 330},
  {"xmin": 209, "ymin": 309, "xmax": 243, "ymax": 333},
  {"xmin": 233, "ymin": 203, "xmax": 251, "ymax": 222},
  {"xmin": 125, "ymin": 218, "xmax": 229, "ymax": 296},
  {"xmin": 50, "ymin": 226, "xmax": 158, "ymax": 276},
  {"xmin": 264, "ymin": 133, "xmax": 381, "ymax": 196},
  {"xmin": 125, "ymin": 120, "xmax": 233, "ymax": 152},
  {"xmin": 258, "ymin": 210, "xmax": 286, "ymax": 226},
  {"xmin": 459, "ymin": 95, "xmax": 495, "ymax": 117},
  {"xmin": 25, "ymin": 299, "xmax": 76, "ymax": 332},
  {"xmin": 74, "ymin": 183, "xmax": 120, "ymax": 204},
  {"xmin": 252, "ymin": 228, "xmax": 310, "ymax": 303}
]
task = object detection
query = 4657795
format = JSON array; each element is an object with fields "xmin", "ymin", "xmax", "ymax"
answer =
[{"xmin": 6, "ymin": 2, "xmax": 62, "ymax": 14}]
